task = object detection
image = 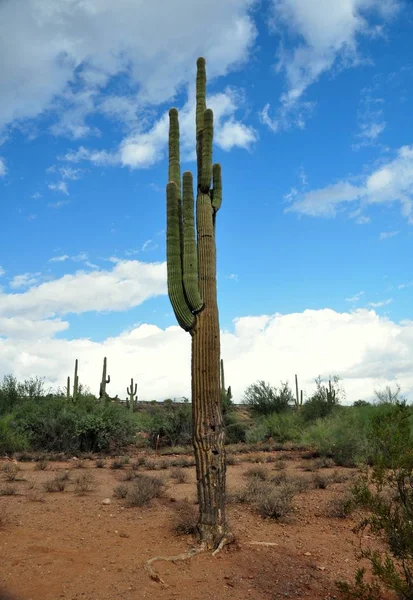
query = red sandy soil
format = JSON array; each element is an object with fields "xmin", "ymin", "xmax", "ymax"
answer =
[{"xmin": 0, "ymin": 451, "xmax": 396, "ymax": 600}]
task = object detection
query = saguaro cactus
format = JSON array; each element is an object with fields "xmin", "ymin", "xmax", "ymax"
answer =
[
  {"xmin": 99, "ymin": 357, "xmax": 111, "ymax": 400},
  {"xmin": 166, "ymin": 57, "xmax": 230, "ymax": 550},
  {"xmin": 127, "ymin": 378, "xmax": 137, "ymax": 413},
  {"xmin": 220, "ymin": 359, "xmax": 233, "ymax": 414},
  {"xmin": 66, "ymin": 376, "xmax": 71, "ymax": 401},
  {"xmin": 73, "ymin": 359, "xmax": 79, "ymax": 402},
  {"xmin": 294, "ymin": 374, "xmax": 303, "ymax": 410}
]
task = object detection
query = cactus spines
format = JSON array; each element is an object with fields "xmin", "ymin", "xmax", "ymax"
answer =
[
  {"xmin": 166, "ymin": 57, "xmax": 230, "ymax": 550},
  {"xmin": 73, "ymin": 359, "xmax": 79, "ymax": 402},
  {"xmin": 294, "ymin": 374, "xmax": 303, "ymax": 410},
  {"xmin": 127, "ymin": 378, "xmax": 138, "ymax": 413},
  {"xmin": 99, "ymin": 357, "xmax": 111, "ymax": 400}
]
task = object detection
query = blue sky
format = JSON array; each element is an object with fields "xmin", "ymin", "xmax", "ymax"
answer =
[{"xmin": 0, "ymin": 0, "xmax": 412, "ymax": 403}]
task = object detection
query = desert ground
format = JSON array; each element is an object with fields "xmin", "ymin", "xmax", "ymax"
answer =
[{"xmin": 0, "ymin": 449, "xmax": 395, "ymax": 600}]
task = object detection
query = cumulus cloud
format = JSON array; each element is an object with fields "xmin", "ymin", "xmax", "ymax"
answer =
[
  {"xmin": 0, "ymin": 259, "xmax": 166, "ymax": 320},
  {"xmin": 263, "ymin": 0, "xmax": 400, "ymax": 130},
  {"xmin": 61, "ymin": 87, "xmax": 258, "ymax": 169},
  {"xmin": 285, "ymin": 145, "xmax": 413, "ymax": 222},
  {"xmin": 0, "ymin": 0, "xmax": 256, "ymax": 136},
  {"xmin": 0, "ymin": 308, "xmax": 412, "ymax": 404},
  {"xmin": 9, "ymin": 272, "xmax": 42, "ymax": 289}
]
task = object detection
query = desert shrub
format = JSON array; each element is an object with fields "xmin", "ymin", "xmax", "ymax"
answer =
[
  {"xmin": 349, "ymin": 402, "xmax": 413, "ymax": 599},
  {"xmin": 271, "ymin": 471, "xmax": 288, "ymax": 485},
  {"xmin": 2, "ymin": 463, "xmax": 19, "ymax": 482},
  {"xmin": 243, "ymin": 381, "xmax": 294, "ymax": 416},
  {"xmin": 238, "ymin": 478, "xmax": 297, "ymax": 519},
  {"xmin": 110, "ymin": 456, "xmax": 129, "ymax": 469},
  {"xmin": 74, "ymin": 472, "xmax": 95, "ymax": 494},
  {"xmin": 0, "ymin": 415, "xmax": 30, "ymax": 454},
  {"xmin": 312, "ymin": 473, "xmax": 329, "ymax": 489},
  {"xmin": 34, "ymin": 459, "xmax": 48, "ymax": 471},
  {"xmin": 244, "ymin": 466, "xmax": 268, "ymax": 481},
  {"xmin": 170, "ymin": 468, "xmax": 188, "ymax": 483},
  {"xmin": 302, "ymin": 407, "xmax": 375, "ymax": 467},
  {"xmin": 327, "ymin": 494, "xmax": 355, "ymax": 518},
  {"xmin": 120, "ymin": 469, "xmax": 135, "ymax": 481},
  {"xmin": 95, "ymin": 458, "xmax": 105, "ymax": 468},
  {"xmin": 43, "ymin": 474, "xmax": 68, "ymax": 492},
  {"xmin": 336, "ymin": 567, "xmax": 382, "ymax": 600},
  {"xmin": 173, "ymin": 501, "xmax": 198, "ymax": 535},
  {"xmin": 264, "ymin": 411, "xmax": 303, "ymax": 444},
  {"xmin": 113, "ymin": 484, "xmax": 129, "ymax": 499},
  {"xmin": 225, "ymin": 453, "xmax": 237, "ymax": 465},
  {"xmin": 245, "ymin": 422, "xmax": 268, "ymax": 444},
  {"xmin": 138, "ymin": 401, "xmax": 192, "ymax": 448},
  {"xmin": 124, "ymin": 475, "xmax": 165, "ymax": 507},
  {"xmin": 224, "ymin": 411, "xmax": 248, "ymax": 444},
  {"xmin": 0, "ymin": 374, "xmax": 47, "ymax": 416},
  {"xmin": 0, "ymin": 486, "xmax": 17, "ymax": 496},
  {"xmin": 13, "ymin": 396, "xmax": 136, "ymax": 453},
  {"xmin": 300, "ymin": 376, "xmax": 343, "ymax": 423}
]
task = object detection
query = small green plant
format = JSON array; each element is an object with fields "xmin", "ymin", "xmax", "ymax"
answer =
[{"xmin": 336, "ymin": 568, "xmax": 382, "ymax": 600}]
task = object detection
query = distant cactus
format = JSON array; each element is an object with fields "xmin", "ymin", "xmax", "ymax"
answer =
[
  {"xmin": 166, "ymin": 57, "xmax": 230, "ymax": 550},
  {"xmin": 72, "ymin": 359, "xmax": 79, "ymax": 402},
  {"xmin": 99, "ymin": 357, "xmax": 111, "ymax": 400},
  {"xmin": 326, "ymin": 379, "xmax": 336, "ymax": 404},
  {"xmin": 66, "ymin": 376, "xmax": 70, "ymax": 401},
  {"xmin": 127, "ymin": 378, "xmax": 138, "ymax": 413},
  {"xmin": 220, "ymin": 359, "xmax": 233, "ymax": 413},
  {"xmin": 294, "ymin": 374, "xmax": 303, "ymax": 410}
]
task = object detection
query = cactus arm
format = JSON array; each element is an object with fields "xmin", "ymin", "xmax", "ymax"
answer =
[
  {"xmin": 200, "ymin": 109, "xmax": 213, "ymax": 192},
  {"xmin": 168, "ymin": 108, "xmax": 181, "ymax": 190},
  {"xmin": 211, "ymin": 164, "xmax": 222, "ymax": 212},
  {"xmin": 196, "ymin": 57, "xmax": 207, "ymax": 188},
  {"xmin": 167, "ymin": 182, "xmax": 196, "ymax": 331},
  {"xmin": 182, "ymin": 171, "xmax": 203, "ymax": 313}
]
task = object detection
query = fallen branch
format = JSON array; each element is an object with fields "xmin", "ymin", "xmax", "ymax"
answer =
[{"xmin": 249, "ymin": 541, "xmax": 279, "ymax": 547}]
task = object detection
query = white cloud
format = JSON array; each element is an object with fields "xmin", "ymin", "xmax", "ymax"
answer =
[
  {"xmin": 0, "ymin": 316, "xmax": 68, "ymax": 340},
  {"xmin": 31, "ymin": 192, "xmax": 42, "ymax": 199},
  {"xmin": 59, "ymin": 166, "xmax": 83, "ymax": 180},
  {"xmin": 60, "ymin": 87, "xmax": 258, "ymax": 170},
  {"xmin": 9, "ymin": 272, "xmax": 42, "ymax": 289},
  {"xmin": 48, "ymin": 181, "xmax": 69, "ymax": 195},
  {"xmin": 264, "ymin": 0, "xmax": 400, "ymax": 130},
  {"xmin": 0, "ymin": 259, "xmax": 167, "ymax": 320},
  {"xmin": 286, "ymin": 145, "xmax": 413, "ymax": 222},
  {"xmin": 49, "ymin": 255, "xmax": 69, "ymax": 263},
  {"xmin": 379, "ymin": 230, "xmax": 399, "ymax": 240},
  {"xmin": 0, "ymin": 157, "xmax": 6, "ymax": 177},
  {"xmin": 0, "ymin": 0, "xmax": 257, "ymax": 137},
  {"xmin": 367, "ymin": 298, "xmax": 392, "ymax": 308},
  {"xmin": 0, "ymin": 267, "xmax": 5, "ymax": 277},
  {"xmin": 0, "ymin": 308, "xmax": 412, "ymax": 404}
]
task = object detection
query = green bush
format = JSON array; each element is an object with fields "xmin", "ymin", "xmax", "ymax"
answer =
[
  {"xmin": 300, "ymin": 375, "xmax": 343, "ymax": 422},
  {"xmin": 242, "ymin": 380, "xmax": 294, "ymax": 416},
  {"xmin": 301, "ymin": 407, "xmax": 375, "ymax": 466},
  {"xmin": 263, "ymin": 412, "xmax": 303, "ymax": 444},
  {"xmin": 0, "ymin": 414, "xmax": 30, "ymax": 454},
  {"xmin": 12, "ymin": 396, "xmax": 136, "ymax": 453},
  {"xmin": 347, "ymin": 402, "xmax": 413, "ymax": 599}
]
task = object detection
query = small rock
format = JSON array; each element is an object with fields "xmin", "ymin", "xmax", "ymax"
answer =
[
  {"xmin": 304, "ymin": 552, "xmax": 311, "ymax": 556},
  {"xmin": 101, "ymin": 498, "xmax": 111, "ymax": 505}
]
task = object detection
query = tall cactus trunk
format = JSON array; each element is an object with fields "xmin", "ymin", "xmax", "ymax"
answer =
[
  {"xmin": 191, "ymin": 202, "xmax": 226, "ymax": 546},
  {"xmin": 166, "ymin": 57, "xmax": 230, "ymax": 550}
]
